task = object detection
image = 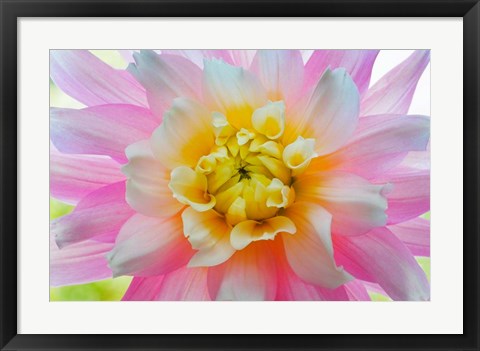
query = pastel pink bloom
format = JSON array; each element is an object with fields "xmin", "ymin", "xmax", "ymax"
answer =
[{"xmin": 50, "ymin": 49, "xmax": 430, "ymax": 301}]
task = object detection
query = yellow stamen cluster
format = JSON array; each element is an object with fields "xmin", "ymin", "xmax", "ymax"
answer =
[{"xmin": 169, "ymin": 101, "xmax": 317, "ymax": 228}]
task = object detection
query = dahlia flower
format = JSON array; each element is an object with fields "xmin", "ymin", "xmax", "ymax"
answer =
[{"xmin": 50, "ymin": 49, "xmax": 430, "ymax": 301}]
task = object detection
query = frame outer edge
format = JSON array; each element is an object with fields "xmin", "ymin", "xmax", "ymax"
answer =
[
  {"xmin": 0, "ymin": 1, "xmax": 18, "ymax": 350},
  {"xmin": 1, "ymin": 0, "xmax": 480, "ymax": 350},
  {"xmin": 463, "ymin": 1, "xmax": 480, "ymax": 349}
]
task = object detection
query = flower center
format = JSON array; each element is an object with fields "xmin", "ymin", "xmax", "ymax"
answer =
[{"xmin": 168, "ymin": 100, "xmax": 317, "ymax": 228}]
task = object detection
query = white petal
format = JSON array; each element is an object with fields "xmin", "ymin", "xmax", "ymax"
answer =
[
  {"xmin": 294, "ymin": 171, "xmax": 389, "ymax": 236},
  {"xmin": 202, "ymin": 59, "xmax": 267, "ymax": 129},
  {"xmin": 150, "ymin": 98, "xmax": 214, "ymax": 169},
  {"xmin": 250, "ymin": 50, "xmax": 304, "ymax": 105},
  {"xmin": 182, "ymin": 207, "xmax": 235, "ymax": 267},
  {"xmin": 284, "ymin": 68, "xmax": 360, "ymax": 156},
  {"xmin": 283, "ymin": 202, "xmax": 352, "ymax": 288},
  {"xmin": 123, "ymin": 140, "xmax": 183, "ymax": 217}
]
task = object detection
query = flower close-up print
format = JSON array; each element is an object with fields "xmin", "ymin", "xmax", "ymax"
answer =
[{"xmin": 50, "ymin": 49, "xmax": 430, "ymax": 301}]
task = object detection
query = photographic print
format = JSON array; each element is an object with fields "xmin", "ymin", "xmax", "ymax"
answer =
[{"xmin": 49, "ymin": 49, "xmax": 430, "ymax": 301}]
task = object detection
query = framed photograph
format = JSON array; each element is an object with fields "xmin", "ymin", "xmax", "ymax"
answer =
[{"xmin": 1, "ymin": 0, "xmax": 478, "ymax": 350}]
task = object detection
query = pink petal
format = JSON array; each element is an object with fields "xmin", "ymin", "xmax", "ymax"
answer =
[
  {"xmin": 122, "ymin": 267, "xmax": 210, "ymax": 301},
  {"xmin": 160, "ymin": 50, "xmax": 204, "ymax": 67},
  {"xmin": 50, "ymin": 104, "xmax": 158, "ymax": 163},
  {"xmin": 282, "ymin": 202, "xmax": 352, "ymax": 288},
  {"xmin": 107, "ymin": 214, "xmax": 193, "ymax": 277},
  {"xmin": 315, "ymin": 114, "xmax": 430, "ymax": 179},
  {"xmin": 300, "ymin": 50, "xmax": 314, "ymax": 63},
  {"xmin": 294, "ymin": 171, "xmax": 389, "ymax": 236},
  {"xmin": 388, "ymin": 217, "xmax": 430, "ymax": 257},
  {"xmin": 333, "ymin": 242, "xmax": 375, "ymax": 282},
  {"xmin": 118, "ymin": 50, "xmax": 136, "ymax": 63},
  {"xmin": 362, "ymin": 281, "xmax": 388, "ymax": 295},
  {"xmin": 275, "ymin": 246, "xmax": 351, "ymax": 301},
  {"xmin": 128, "ymin": 51, "xmax": 203, "ymax": 120},
  {"xmin": 333, "ymin": 227, "xmax": 430, "ymax": 301},
  {"xmin": 283, "ymin": 68, "xmax": 359, "ymax": 156},
  {"xmin": 118, "ymin": 50, "xmax": 162, "ymax": 63},
  {"xmin": 122, "ymin": 276, "xmax": 165, "ymax": 301},
  {"xmin": 343, "ymin": 280, "xmax": 371, "ymax": 301},
  {"xmin": 155, "ymin": 266, "xmax": 210, "ymax": 300},
  {"xmin": 199, "ymin": 50, "xmax": 235, "ymax": 65},
  {"xmin": 230, "ymin": 50, "xmax": 256, "ymax": 68},
  {"xmin": 207, "ymin": 242, "xmax": 276, "ymax": 301},
  {"xmin": 50, "ymin": 50, "xmax": 147, "ymax": 107},
  {"xmin": 50, "ymin": 231, "xmax": 113, "ymax": 287},
  {"xmin": 361, "ymin": 50, "xmax": 430, "ymax": 116},
  {"xmin": 123, "ymin": 140, "xmax": 184, "ymax": 217},
  {"xmin": 250, "ymin": 50, "xmax": 305, "ymax": 105},
  {"xmin": 399, "ymin": 149, "xmax": 430, "ymax": 170},
  {"xmin": 52, "ymin": 181, "xmax": 134, "ymax": 248},
  {"xmin": 373, "ymin": 167, "xmax": 430, "ymax": 224},
  {"xmin": 161, "ymin": 49, "xmax": 235, "ymax": 68},
  {"xmin": 304, "ymin": 50, "xmax": 379, "ymax": 96},
  {"xmin": 50, "ymin": 150, "xmax": 125, "ymax": 205}
]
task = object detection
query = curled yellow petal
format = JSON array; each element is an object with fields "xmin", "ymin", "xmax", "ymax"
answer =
[
  {"xmin": 236, "ymin": 128, "xmax": 255, "ymax": 146},
  {"xmin": 256, "ymin": 140, "xmax": 284, "ymax": 159},
  {"xmin": 226, "ymin": 136, "xmax": 240, "ymax": 157},
  {"xmin": 169, "ymin": 166, "xmax": 216, "ymax": 212},
  {"xmin": 196, "ymin": 154, "xmax": 217, "ymax": 175},
  {"xmin": 212, "ymin": 111, "xmax": 236, "ymax": 146},
  {"xmin": 251, "ymin": 101, "xmax": 286, "ymax": 140},
  {"xmin": 195, "ymin": 146, "xmax": 229, "ymax": 175},
  {"xmin": 257, "ymin": 155, "xmax": 291, "ymax": 185},
  {"xmin": 212, "ymin": 111, "xmax": 229, "ymax": 128},
  {"xmin": 214, "ymin": 181, "xmax": 245, "ymax": 214},
  {"xmin": 226, "ymin": 197, "xmax": 247, "ymax": 226},
  {"xmin": 283, "ymin": 136, "xmax": 318, "ymax": 176},
  {"xmin": 266, "ymin": 178, "xmax": 295, "ymax": 208},
  {"xmin": 249, "ymin": 135, "xmax": 269, "ymax": 152},
  {"xmin": 206, "ymin": 159, "xmax": 236, "ymax": 194},
  {"xmin": 230, "ymin": 216, "xmax": 296, "ymax": 250},
  {"xmin": 242, "ymin": 178, "xmax": 278, "ymax": 220}
]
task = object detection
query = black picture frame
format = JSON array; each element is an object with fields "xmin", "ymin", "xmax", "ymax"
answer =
[{"xmin": 1, "ymin": 0, "xmax": 478, "ymax": 350}]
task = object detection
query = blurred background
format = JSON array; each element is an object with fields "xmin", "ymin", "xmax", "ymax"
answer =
[{"xmin": 50, "ymin": 50, "xmax": 430, "ymax": 301}]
